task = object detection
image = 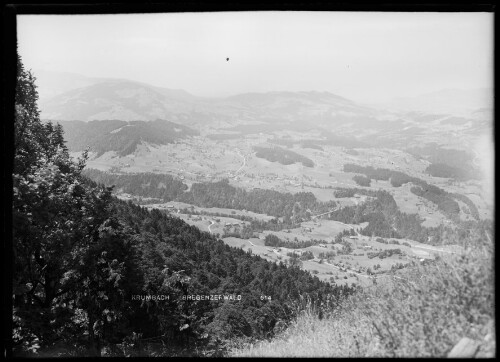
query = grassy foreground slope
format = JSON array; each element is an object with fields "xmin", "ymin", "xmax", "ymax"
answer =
[{"xmin": 231, "ymin": 229, "xmax": 495, "ymax": 357}]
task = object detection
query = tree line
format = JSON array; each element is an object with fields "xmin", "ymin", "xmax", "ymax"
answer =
[
  {"xmin": 425, "ymin": 163, "xmax": 476, "ymax": 181},
  {"xmin": 254, "ymin": 146, "xmax": 315, "ymax": 167},
  {"xmin": 82, "ymin": 168, "xmax": 188, "ymax": 202},
  {"xmin": 264, "ymin": 234, "xmax": 325, "ymax": 249}
]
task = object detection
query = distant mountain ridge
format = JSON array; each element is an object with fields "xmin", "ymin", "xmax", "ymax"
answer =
[
  {"xmin": 381, "ymin": 88, "xmax": 493, "ymax": 116},
  {"xmin": 37, "ymin": 70, "xmax": 493, "ymax": 124},
  {"xmin": 38, "ymin": 71, "xmax": 492, "ymax": 157},
  {"xmin": 37, "ymin": 71, "xmax": 382, "ymax": 124}
]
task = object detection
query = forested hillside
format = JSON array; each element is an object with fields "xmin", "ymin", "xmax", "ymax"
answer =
[
  {"xmin": 12, "ymin": 57, "xmax": 353, "ymax": 357},
  {"xmin": 327, "ymin": 188, "xmax": 487, "ymax": 245},
  {"xmin": 424, "ymin": 163, "xmax": 477, "ymax": 181},
  {"xmin": 57, "ymin": 119, "xmax": 198, "ymax": 156},
  {"xmin": 406, "ymin": 143, "xmax": 479, "ymax": 180}
]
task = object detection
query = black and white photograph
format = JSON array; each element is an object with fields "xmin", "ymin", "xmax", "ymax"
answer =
[{"xmin": 8, "ymin": 6, "xmax": 494, "ymax": 357}]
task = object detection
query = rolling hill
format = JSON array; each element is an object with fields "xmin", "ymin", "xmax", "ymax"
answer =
[{"xmin": 40, "ymin": 79, "xmax": 202, "ymax": 121}]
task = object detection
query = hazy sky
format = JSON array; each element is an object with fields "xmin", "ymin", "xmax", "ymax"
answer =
[{"xmin": 17, "ymin": 11, "xmax": 493, "ymax": 103}]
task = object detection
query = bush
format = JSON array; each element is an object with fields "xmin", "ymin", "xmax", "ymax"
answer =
[
  {"xmin": 300, "ymin": 251, "xmax": 315, "ymax": 261},
  {"xmin": 357, "ymin": 238, "xmax": 494, "ymax": 356}
]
